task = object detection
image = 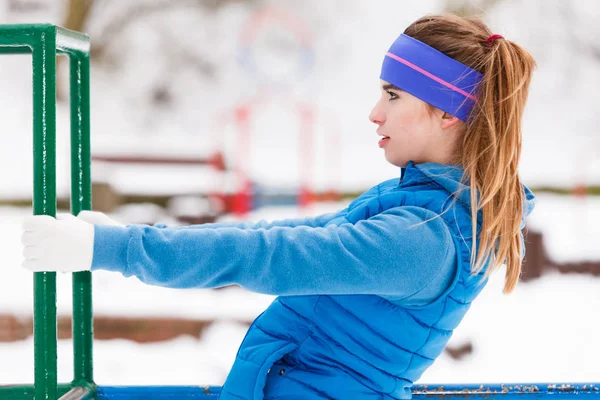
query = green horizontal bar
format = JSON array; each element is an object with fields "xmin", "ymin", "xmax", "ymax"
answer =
[
  {"xmin": 0, "ymin": 45, "xmax": 83, "ymax": 56},
  {"xmin": 0, "ymin": 24, "xmax": 89, "ymax": 57},
  {"xmin": 0, "ymin": 45, "xmax": 32, "ymax": 54},
  {"xmin": 0, "ymin": 23, "xmax": 54, "ymax": 32},
  {"xmin": 0, "ymin": 24, "xmax": 52, "ymax": 48},
  {"xmin": 0, "ymin": 384, "xmax": 72, "ymax": 400}
]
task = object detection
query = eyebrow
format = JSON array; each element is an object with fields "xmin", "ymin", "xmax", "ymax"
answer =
[{"xmin": 382, "ymin": 83, "xmax": 403, "ymax": 92}]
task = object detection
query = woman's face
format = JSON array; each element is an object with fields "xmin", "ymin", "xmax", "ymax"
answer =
[{"xmin": 369, "ymin": 80, "xmax": 462, "ymax": 167}]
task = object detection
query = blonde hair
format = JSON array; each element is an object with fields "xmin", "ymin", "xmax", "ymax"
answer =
[{"xmin": 404, "ymin": 14, "xmax": 536, "ymax": 293}]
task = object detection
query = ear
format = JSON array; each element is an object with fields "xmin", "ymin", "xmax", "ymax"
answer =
[{"xmin": 440, "ymin": 112, "xmax": 461, "ymax": 130}]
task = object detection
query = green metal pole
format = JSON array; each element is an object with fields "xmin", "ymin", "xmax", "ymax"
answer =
[
  {"xmin": 69, "ymin": 49, "xmax": 94, "ymax": 387},
  {"xmin": 32, "ymin": 26, "xmax": 58, "ymax": 400}
]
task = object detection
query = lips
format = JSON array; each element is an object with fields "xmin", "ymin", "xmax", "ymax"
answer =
[{"xmin": 378, "ymin": 136, "xmax": 390, "ymax": 148}]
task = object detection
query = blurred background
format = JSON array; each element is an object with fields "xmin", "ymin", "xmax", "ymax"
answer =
[{"xmin": 0, "ymin": 0, "xmax": 599, "ymax": 388}]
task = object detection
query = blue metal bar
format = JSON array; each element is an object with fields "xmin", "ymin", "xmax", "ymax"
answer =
[
  {"xmin": 96, "ymin": 386, "xmax": 221, "ymax": 399},
  {"xmin": 94, "ymin": 384, "xmax": 600, "ymax": 399}
]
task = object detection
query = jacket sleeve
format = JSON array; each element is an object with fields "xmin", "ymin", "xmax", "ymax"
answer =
[
  {"xmin": 153, "ymin": 210, "xmax": 344, "ymax": 231},
  {"xmin": 91, "ymin": 206, "xmax": 457, "ymax": 297}
]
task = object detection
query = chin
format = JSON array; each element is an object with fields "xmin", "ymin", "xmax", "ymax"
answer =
[{"xmin": 385, "ymin": 155, "xmax": 409, "ymax": 168}]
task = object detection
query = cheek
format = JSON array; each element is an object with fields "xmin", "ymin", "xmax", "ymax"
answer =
[{"xmin": 390, "ymin": 107, "xmax": 429, "ymax": 137}]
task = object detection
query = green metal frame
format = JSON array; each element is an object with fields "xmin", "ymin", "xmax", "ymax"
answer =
[{"xmin": 0, "ymin": 24, "xmax": 93, "ymax": 400}]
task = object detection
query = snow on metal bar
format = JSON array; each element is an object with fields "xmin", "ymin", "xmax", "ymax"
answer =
[{"xmin": 412, "ymin": 383, "xmax": 600, "ymax": 398}]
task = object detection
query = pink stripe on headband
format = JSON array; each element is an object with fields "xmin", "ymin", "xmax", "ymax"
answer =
[{"xmin": 385, "ymin": 52, "xmax": 477, "ymax": 101}]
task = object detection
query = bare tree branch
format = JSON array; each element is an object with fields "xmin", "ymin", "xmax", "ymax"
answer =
[
  {"xmin": 91, "ymin": 0, "xmax": 197, "ymax": 62},
  {"xmin": 90, "ymin": 0, "xmax": 253, "ymax": 62}
]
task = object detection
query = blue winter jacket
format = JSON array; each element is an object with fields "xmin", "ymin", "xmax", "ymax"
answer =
[{"xmin": 91, "ymin": 161, "xmax": 535, "ymax": 399}]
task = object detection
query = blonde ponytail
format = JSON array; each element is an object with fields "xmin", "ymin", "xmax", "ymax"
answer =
[{"xmin": 405, "ymin": 14, "xmax": 537, "ymax": 293}]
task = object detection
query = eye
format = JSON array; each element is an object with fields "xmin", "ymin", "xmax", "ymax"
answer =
[{"xmin": 386, "ymin": 90, "xmax": 399, "ymax": 101}]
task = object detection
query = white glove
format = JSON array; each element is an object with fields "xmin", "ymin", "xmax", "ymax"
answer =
[
  {"xmin": 21, "ymin": 213, "xmax": 94, "ymax": 272},
  {"xmin": 76, "ymin": 210, "xmax": 123, "ymax": 226}
]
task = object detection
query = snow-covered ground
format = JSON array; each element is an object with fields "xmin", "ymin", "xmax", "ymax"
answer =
[{"xmin": 2, "ymin": 269, "xmax": 599, "ymax": 386}]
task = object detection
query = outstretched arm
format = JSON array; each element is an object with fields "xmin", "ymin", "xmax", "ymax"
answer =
[
  {"xmin": 76, "ymin": 209, "xmax": 345, "ymax": 231},
  {"xmin": 92, "ymin": 206, "xmax": 457, "ymax": 298}
]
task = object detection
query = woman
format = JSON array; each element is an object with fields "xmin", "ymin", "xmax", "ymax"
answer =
[{"xmin": 22, "ymin": 13, "xmax": 536, "ymax": 400}]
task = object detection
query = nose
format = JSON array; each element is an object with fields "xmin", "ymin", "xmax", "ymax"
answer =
[{"xmin": 369, "ymin": 103, "xmax": 385, "ymax": 126}]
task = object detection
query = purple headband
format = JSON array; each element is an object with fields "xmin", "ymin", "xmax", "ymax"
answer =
[{"xmin": 380, "ymin": 34, "xmax": 483, "ymax": 122}]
